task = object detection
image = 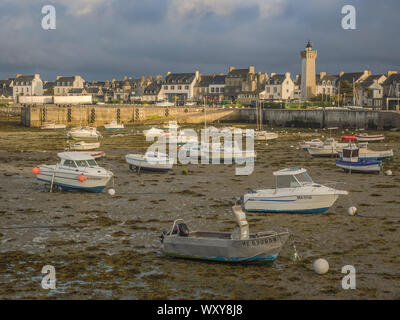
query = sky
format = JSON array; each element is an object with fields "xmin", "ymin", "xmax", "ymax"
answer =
[{"xmin": 0, "ymin": 0, "xmax": 399, "ymax": 81}]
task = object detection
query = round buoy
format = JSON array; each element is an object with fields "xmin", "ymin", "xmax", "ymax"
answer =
[
  {"xmin": 108, "ymin": 188, "xmax": 116, "ymax": 196},
  {"xmin": 78, "ymin": 174, "xmax": 86, "ymax": 182},
  {"xmin": 347, "ymin": 206, "xmax": 358, "ymax": 216},
  {"xmin": 313, "ymin": 258, "xmax": 329, "ymax": 275},
  {"xmin": 385, "ymin": 170, "xmax": 392, "ymax": 176},
  {"xmin": 32, "ymin": 167, "xmax": 40, "ymax": 175}
]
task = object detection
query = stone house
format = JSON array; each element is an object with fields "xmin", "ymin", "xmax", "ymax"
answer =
[
  {"xmin": 12, "ymin": 74, "xmax": 43, "ymax": 100},
  {"xmin": 162, "ymin": 71, "xmax": 200, "ymax": 103},
  {"xmin": 264, "ymin": 73, "xmax": 294, "ymax": 101},
  {"xmin": 194, "ymin": 74, "xmax": 226, "ymax": 102},
  {"xmin": 54, "ymin": 75, "xmax": 85, "ymax": 95}
]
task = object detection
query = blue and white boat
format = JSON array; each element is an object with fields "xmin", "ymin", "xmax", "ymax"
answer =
[
  {"xmin": 34, "ymin": 152, "xmax": 113, "ymax": 193},
  {"xmin": 336, "ymin": 145, "xmax": 381, "ymax": 173},
  {"xmin": 160, "ymin": 206, "xmax": 289, "ymax": 263},
  {"xmin": 241, "ymin": 168, "xmax": 348, "ymax": 214}
]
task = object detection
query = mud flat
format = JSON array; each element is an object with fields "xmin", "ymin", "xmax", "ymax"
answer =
[{"xmin": 0, "ymin": 119, "xmax": 399, "ymax": 299}]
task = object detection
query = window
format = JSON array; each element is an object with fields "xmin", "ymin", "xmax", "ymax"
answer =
[
  {"xmin": 266, "ymin": 87, "xmax": 270, "ymax": 93},
  {"xmin": 87, "ymin": 160, "xmax": 98, "ymax": 167},
  {"xmin": 221, "ymin": 88, "xmax": 224, "ymax": 93},
  {"xmin": 64, "ymin": 160, "xmax": 77, "ymax": 168},
  {"xmin": 185, "ymin": 86, "xmax": 189, "ymax": 90},
  {"xmin": 171, "ymin": 86, "xmax": 175, "ymax": 90},
  {"xmin": 216, "ymin": 87, "xmax": 219, "ymax": 93},
  {"xmin": 273, "ymin": 87, "xmax": 277, "ymax": 93},
  {"xmin": 277, "ymin": 175, "xmax": 300, "ymax": 188},
  {"xmin": 164, "ymin": 86, "xmax": 168, "ymax": 90},
  {"xmin": 178, "ymin": 85, "xmax": 182, "ymax": 90},
  {"xmin": 211, "ymin": 88, "xmax": 215, "ymax": 93},
  {"xmin": 75, "ymin": 160, "xmax": 88, "ymax": 167}
]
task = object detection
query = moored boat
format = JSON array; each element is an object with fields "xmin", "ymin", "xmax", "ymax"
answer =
[
  {"xmin": 336, "ymin": 145, "xmax": 381, "ymax": 174},
  {"xmin": 241, "ymin": 168, "xmax": 348, "ymax": 214},
  {"xmin": 355, "ymin": 133, "xmax": 385, "ymax": 142},
  {"xmin": 67, "ymin": 126, "xmax": 102, "ymax": 140},
  {"xmin": 40, "ymin": 122, "xmax": 66, "ymax": 130},
  {"xmin": 104, "ymin": 121, "xmax": 124, "ymax": 130},
  {"xmin": 299, "ymin": 139, "xmax": 322, "ymax": 150},
  {"xmin": 160, "ymin": 205, "xmax": 290, "ymax": 263},
  {"xmin": 33, "ymin": 152, "xmax": 113, "ymax": 192},
  {"xmin": 69, "ymin": 141, "xmax": 100, "ymax": 151},
  {"xmin": 125, "ymin": 151, "xmax": 173, "ymax": 172},
  {"xmin": 307, "ymin": 138, "xmax": 346, "ymax": 157}
]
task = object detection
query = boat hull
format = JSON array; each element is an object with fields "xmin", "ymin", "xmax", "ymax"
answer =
[
  {"xmin": 162, "ymin": 231, "xmax": 289, "ymax": 263},
  {"xmin": 243, "ymin": 194, "xmax": 339, "ymax": 214},
  {"xmin": 36, "ymin": 167, "xmax": 112, "ymax": 193},
  {"xmin": 126, "ymin": 155, "xmax": 173, "ymax": 172},
  {"xmin": 335, "ymin": 160, "xmax": 381, "ymax": 173}
]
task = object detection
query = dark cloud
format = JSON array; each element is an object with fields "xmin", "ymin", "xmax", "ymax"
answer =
[{"xmin": 0, "ymin": 0, "xmax": 398, "ymax": 81}]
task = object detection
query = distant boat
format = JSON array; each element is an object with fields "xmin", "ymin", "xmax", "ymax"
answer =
[
  {"xmin": 336, "ymin": 145, "xmax": 381, "ymax": 174},
  {"xmin": 40, "ymin": 122, "xmax": 66, "ymax": 130},
  {"xmin": 355, "ymin": 133, "xmax": 385, "ymax": 142},
  {"xmin": 104, "ymin": 121, "xmax": 124, "ymax": 130},
  {"xmin": 241, "ymin": 168, "xmax": 348, "ymax": 214},
  {"xmin": 156, "ymin": 102, "xmax": 174, "ymax": 107},
  {"xmin": 299, "ymin": 139, "xmax": 322, "ymax": 150},
  {"xmin": 160, "ymin": 205, "xmax": 290, "ymax": 263},
  {"xmin": 69, "ymin": 141, "xmax": 100, "ymax": 151},
  {"xmin": 33, "ymin": 152, "xmax": 113, "ymax": 192},
  {"xmin": 67, "ymin": 126, "xmax": 102, "ymax": 140},
  {"xmin": 307, "ymin": 138, "xmax": 347, "ymax": 157},
  {"xmin": 125, "ymin": 151, "xmax": 173, "ymax": 172}
]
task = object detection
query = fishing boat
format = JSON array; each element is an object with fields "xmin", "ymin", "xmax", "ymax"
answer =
[
  {"xmin": 104, "ymin": 121, "xmax": 124, "ymax": 129},
  {"xmin": 240, "ymin": 168, "xmax": 348, "ymax": 214},
  {"xmin": 355, "ymin": 133, "xmax": 385, "ymax": 142},
  {"xmin": 69, "ymin": 141, "xmax": 100, "ymax": 151},
  {"xmin": 307, "ymin": 138, "xmax": 346, "ymax": 157},
  {"xmin": 299, "ymin": 139, "xmax": 322, "ymax": 150},
  {"xmin": 160, "ymin": 205, "xmax": 290, "ymax": 263},
  {"xmin": 33, "ymin": 152, "xmax": 113, "ymax": 192},
  {"xmin": 358, "ymin": 147, "xmax": 393, "ymax": 161},
  {"xmin": 336, "ymin": 145, "xmax": 381, "ymax": 174},
  {"xmin": 125, "ymin": 151, "xmax": 173, "ymax": 172},
  {"xmin": 40, "ymin": 122, "xmax": 66, "ymax": 130},
  {"xmin": 253, "ymin": 131, "xmax": 279, "ymax": 141},
  {"xmin": 67, "ymin": 126, "xmax": 102, "ymax": 140}
]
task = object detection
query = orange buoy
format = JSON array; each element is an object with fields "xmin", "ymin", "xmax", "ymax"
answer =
[
  {"xmin": 32, "ymin": 167, "xmax": 40, "ymax": 174},
  {"xmin": 78, "ymin": 174, "xmax": 86, "ymax": 182}
]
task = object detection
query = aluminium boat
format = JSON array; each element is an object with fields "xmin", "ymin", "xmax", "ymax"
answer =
[{"xmin": 160, "ymin": 205, "xmax": 289, "ymax": 263}]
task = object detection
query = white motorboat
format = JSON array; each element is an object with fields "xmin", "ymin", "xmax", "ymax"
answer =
[
  {"xmin": 336, "ymin": 145, "xmax": 381, "ymax": 173},
  {"xmin": 65, "ymin": 150, "xmax": 105, "ymax": 159},
  {"xmin": 40, "ymin": 122, "xmax": 66, "ymax": 130},
  {"xmin": 33, "ymin": 152, "xmax": 113, "ymax": 193},
  {"xmin": 69, "ymin": 141, "xmax": 100, "ymax": 151},
  {"xmin": 126, "ymin": 151, "xmax": 173, "ymax": 172},
  {"xmin": 67, "ymin": 126, "xmax": 102, "ymax": 140},
  {"xmin": 183, "ymin": 142, "xmax": 256, "ymax": 164},
  {"xmin": 104, "ymin": 121, "xmax": 124, "ymax": 130},
  {"xmin": 241, "ymin": 168, "xmax": 348, "ymax": 214},
  {"xmin": 243, "ymin": 130, "xmax": 278, "ymax": 141},
  {"xmin": 299, "ymin": 139, "xmax": 322, "ymax": 150},
  {"xmin": 143, "ymin": 127, "xmax": 167, "ymax": 138},
  {"xmin": 307, "ymin": 138, "xmax": 347, "ymax": 157},
  {"xmin": 355, "ymin": 133, "xmax": 385, "ymax": 142}
]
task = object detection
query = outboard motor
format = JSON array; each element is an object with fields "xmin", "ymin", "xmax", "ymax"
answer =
[
  {"xmin": 173, "ymin": 223, "xmax": 190, "ymax": 237},
  {"xmin": 231, "ymin": 205, "xmax": 249, "ymax": 240}
]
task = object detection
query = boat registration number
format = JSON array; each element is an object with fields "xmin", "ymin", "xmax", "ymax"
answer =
[{"xmin": 297, "ymin": 195, "xmax": 312, "ymax": 200}]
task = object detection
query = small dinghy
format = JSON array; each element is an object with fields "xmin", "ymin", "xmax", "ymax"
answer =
[
  {"xmin": 336, "ymin": 145, "xmax": 381, "ymax": 174},
  {"xmin": 241, "ymin": 168, "xmax": 348, "ymax": 214},
  {"xmin": 104, "ymin": 121, "xmax": 124, "ymax": 130},
  {"xmin": 299, "ymin": 139, "xmax": 322, "ymax": 150},
  {"xmin": 40, "ymin": 122, "xmax": 66, "ymax": 130},
  {"xmin": 67, "ymin": 126, "xmax": 102, "ymax": 140},
  {"xmin": 160, "ymin": 205, "xmax": 289, "ymax": 263},
  {"xmin": 355, "ymin": 133, "xmax": 385, "ymax": 142},
  {"xmin": 69, "ymin": 141, "xmax": 100, "ymax": 151},
  {"xmin": 125, "ymin": 151, "xmax": 173, "ymax": 172},
  {"xmin": 33, "ymin": 152, "xmax": 113, "ymax": 192}
]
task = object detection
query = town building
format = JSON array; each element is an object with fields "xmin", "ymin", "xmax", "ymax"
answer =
[
  {"xmin": 12, "ymin": 74, "xmax": 43, "ymax": 100},
  {"xmin": 54, "ymin": 75, "xmax": 85, "ymax": 95},
  {"xmin": 357, "ymin": 75, "xmax": 387, "ymax": 108},
  {"xmin": 162, "ymin": 71, "xmax": 200, "ymax": 103},
  {"xmin": 264, "ymin": 72, "xmax": 295, "ymax": 101},
  {"xmin": 142, "ymin": 79, "xmax": 164, "ymax": 102},
  {"xmin": 194, "ymin": 74, "xmax": 226, "ymax": 103}
]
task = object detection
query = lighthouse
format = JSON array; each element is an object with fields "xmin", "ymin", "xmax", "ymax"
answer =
[{"xmin": 300, "ymin": 41, "xmax": 317, "ymax": 102}]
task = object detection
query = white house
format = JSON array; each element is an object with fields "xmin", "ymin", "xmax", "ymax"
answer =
[
  {"xmin": 162, "ymin": 71, "xmax": 200, "ymax": 102},
  {"xmin": 358, "ymin": 75, "xmax": 387, "ymax": 108},
  {"xmin": 264, "ymin": 72, "xmax": 294, "ymax": 101},
  {"xmin": 316, "ymin": 72, "xmax": 338, "ymax": 97},
  {"xmin": 12, "ymin": 74, "xmax": 43, "ymax": 100}
]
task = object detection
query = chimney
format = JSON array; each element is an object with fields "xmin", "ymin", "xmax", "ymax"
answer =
[
  {"xmin": 123, "ymin": 76, "xmax": 127, "ymax": 81},
  {"xmin": 387, "ymin": 70, "xmax": 398, "ymax": 77},
  {"xmin": 34, "ymin": 74, "xmax": 40, "ymax": 79},
  {"xmin": 249, "ymin": 66, "xmax": 255, "ymax": 74},
  {"xmin": 320, "ymin": 72, "xmax": 326, "ymax": 79},
  {"xmin": 56, "ymin": 75, "xmax": 62, "ymax": 80},
  {"xmin": 339, "ymin": 71, "xmax": 344, "ymax": 77},
  {"xmin": 166, "ymin": 71, "xmax": 171, "ymax": 76},
  {"xmin": 229, "ymin": 66, "xmax": 235, "ymax": 72},
  {"xmin": 195, "ymin": 70, "xmax": 200, "ymax": 79},
  {"xmin": 285, "ymin": 72, "xmax": 291, "ymax": 79},
  {"xmin": 270, "ymin": 73, "xmax": 276, "ymax": 78},
  {"xmin": 16, "ymin": 74, "xmax": 22, "ymax": 78}
]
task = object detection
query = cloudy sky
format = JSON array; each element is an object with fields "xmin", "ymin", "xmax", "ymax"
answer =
[{"xmin": 0, "ymin": 0, "xmax": 399, "ymax": 81}]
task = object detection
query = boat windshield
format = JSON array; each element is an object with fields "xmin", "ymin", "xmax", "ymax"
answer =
[
  {"xmin": 87, "ymin": 159, "xmax": 98, "ymax": 167},
  {"xmin": 276, "ymin": 172, "xmax": 313, "ymax": 188},
  {"xmin": 294, "ymin": 172, "xmax": 313, "ymax": 185}
]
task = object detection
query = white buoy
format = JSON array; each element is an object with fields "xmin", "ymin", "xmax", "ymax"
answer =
[
  {"xmin": 108, "ymin": 188, "xmax": 116, "ymax": 196},
  {"xmin": 347, "ymin": 206, "xmax": 358, "ymax": 216},
  {"xmin": 313, "ymin": 258, "xmax": 329, "ymax": 275},
  {"xmin": 385, "ymin": 170, "xmax": 393, "ymax": 176}
]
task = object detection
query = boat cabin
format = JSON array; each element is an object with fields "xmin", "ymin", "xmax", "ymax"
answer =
[
  {"xmin": 273, "ymin": 168, "xmax": 314, "ymax": 189},
  {"xmin": 57, "ymin": 152, "xmax": 99, "ymax": 168},
  {"xmin": 341, "ymin": 146, "xmax": 359, "ymax": 162}
]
